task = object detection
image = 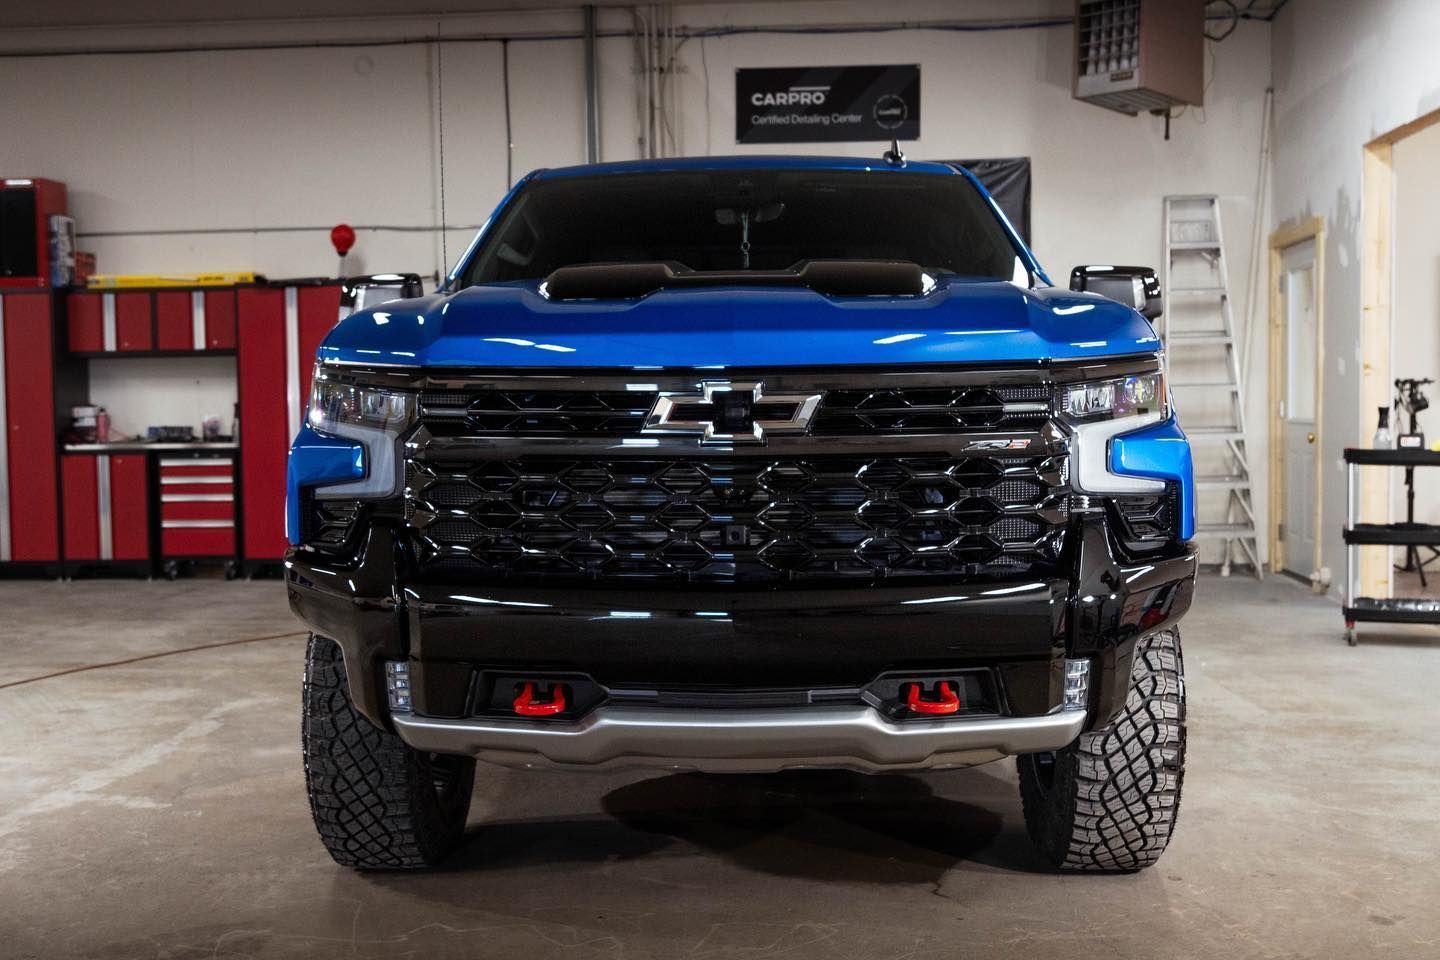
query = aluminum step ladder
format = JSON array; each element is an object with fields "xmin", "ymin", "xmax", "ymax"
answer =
[{"xmin": 1162, "ymin": 194, "xmax": 1262, "ymax": 578}]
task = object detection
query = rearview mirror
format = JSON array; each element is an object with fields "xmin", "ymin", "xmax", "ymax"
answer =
[
  {"xmin": 1069, "ymin": 265, "xmax": 1163, "ymax": 320},
  {"xmin": 714, "ymin": 202, "xmax": 785, "ymax": 226}
]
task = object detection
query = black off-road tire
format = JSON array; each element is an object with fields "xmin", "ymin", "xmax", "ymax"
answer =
[
  {"xmin": 302, "ymin": 635, "xmax": 475, "ymax": 869},
  {"xmin": 1018, "ymin": 628, "xmax": 1186, "ymax": 872}
]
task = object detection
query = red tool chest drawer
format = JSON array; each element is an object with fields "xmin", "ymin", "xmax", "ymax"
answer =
[
  {"xmin": 159, "ymin": 456, "xmax": 235, "ymax": 558},
  {"xmin": 162, "ymin": 499, "xmax": 234, "ymax": 522},
  {"xmin": 163, "ymin": 462, "xmax": 233, "ymax": 478},
  {"xmin": 161, "ymin": 525, "xmax": 235, "ymax": 556},
  {"xmin": 163, "ymin": 481, "xmax": 234, "ymax": 497}
]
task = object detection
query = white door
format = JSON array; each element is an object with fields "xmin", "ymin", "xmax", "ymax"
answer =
[{"xmin": 1280, "ymin": 240, "xmax": 1318, "ymax": 577}]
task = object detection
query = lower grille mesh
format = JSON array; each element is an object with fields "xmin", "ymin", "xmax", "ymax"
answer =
[
  {"xmin": 1108, "ymin": 486, "xmax": 1180, "ymax": 548},
  {"xmin": 406, "ymin": 454, "xmax": 1069, "ymax": 584},
  {"xmin": 301, "ymin": 498, "xmax": 362, "ymax": 549}
]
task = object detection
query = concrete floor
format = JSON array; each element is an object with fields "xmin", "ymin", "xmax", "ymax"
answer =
[{"xmin": 3, "ymin": 573, "xmax": 1438, "ymax": 959}]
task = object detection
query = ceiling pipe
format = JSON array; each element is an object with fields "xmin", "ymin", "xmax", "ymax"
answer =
[{"xmin": 583, "ymin": 4, "xmax": 599, "ymax": 163}]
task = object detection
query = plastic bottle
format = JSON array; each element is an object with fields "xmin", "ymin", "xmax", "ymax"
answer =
[
  {"xmin": 96, "ymin": 407, "xmax": 110, "ymax": 444},
  {"xmin": 1373, "ymin": 406, "xmax": 1392, "ymax": 450}
]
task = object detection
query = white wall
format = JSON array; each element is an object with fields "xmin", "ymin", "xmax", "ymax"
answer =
[
  {"xmin": 0, "ymin": 2, "xmax": 1273, "ymax": 294},
  {"xmin": 0, "ymin": 7, "xmax": 589, "ymax": 281},
  {"xmin": 86, "ymin": 356, "xmax": 237, "ymax": 441},
  {"xmin": 1392, "ymin": 119, "xmax": 1440, "ymax": 526},
  {"xmin": 1270, "ymin": 0, "xmax": 1440, "ymax": 592},
  {"xmin": 1, "ymin": 1, "xmax": 1272, "ymax": 552},
  {"xmin": 0, "ymin": 7, "xmax": 587, "ymax": 438}
]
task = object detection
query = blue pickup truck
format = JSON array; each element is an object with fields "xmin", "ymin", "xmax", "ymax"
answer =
[{"xmin": 287, "ymin": 153, "xmax": 1195, "ymax": 873}]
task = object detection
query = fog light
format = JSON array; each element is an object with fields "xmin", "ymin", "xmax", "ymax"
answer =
[
  {"xmin": 385, "ymin": 660, "xmax": 412, "ymax": 713},
  {"xmin": 1062, "ymin": 658, "xmax": 1090, "ymax": 712}
]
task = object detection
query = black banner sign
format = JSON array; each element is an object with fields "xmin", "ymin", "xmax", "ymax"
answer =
[
  {"xmin": 736, "ymin": 65, "xmax": 921, "ymax": 144},
  {"xmin": 952, "ymin": 157, "xmax": 1033, "ymax": 244}
]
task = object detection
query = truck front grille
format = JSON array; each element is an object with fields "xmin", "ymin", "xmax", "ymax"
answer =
[
  {"xmin": 420, "ymin": 389, "xmax": 652, "ymax": 436},
  {"xmin": 405, "ymin": 453, "xmax": 1069, "ymax": 584},
  {"xmin": 419, "ymin": 384, "xmax": 1051, "ymax": 437},
  {"xmin": 809, "ymin": 384, "xmax": 1050, "ymax": 434}
]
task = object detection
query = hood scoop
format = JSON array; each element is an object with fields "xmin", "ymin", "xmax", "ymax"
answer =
[{"xmin": 543, "ymin": 259, "xmax": 927, "ymax": 301}]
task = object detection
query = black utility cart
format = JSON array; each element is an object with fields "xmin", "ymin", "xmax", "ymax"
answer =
[{"xmin": 1343, "ymin": 447, "xmax": 1440, "ymax": 645}]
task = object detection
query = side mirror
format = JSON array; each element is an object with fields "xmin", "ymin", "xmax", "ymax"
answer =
[
  {"xmin": 1069, "ymin": 265, "xmax": 1163, "ymax": 320},
  {"xmin": 339, "ymin": 272, "xmax": 425, "ymax": 317}
]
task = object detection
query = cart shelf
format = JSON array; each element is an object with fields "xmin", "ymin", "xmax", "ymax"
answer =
[
  {"xmin": 1343, "ymin": 448, "xmax": 1440, "ymax": 467},
  {"xmin": 1343, "ymin": 597, "xmax": 1440, "ymax": 625},
  {"xmin": 1343, "ymin": 523, "xmax": 1440, "ymax": 546},
  {"xmin": 1342, "ymin": 447, "xmax": 1440, "ymax": 645}
]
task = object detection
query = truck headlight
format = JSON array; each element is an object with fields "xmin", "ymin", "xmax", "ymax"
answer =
[
  {"xmin": 309, "ymin": 372, "xmax": 414, "ymax": 434},
  {"xmin": 1063, "ymin": 371, "xmax": 1167, "ymax": 421},
  {"xmin": 1063, "ymin": 361, "xmax": 1170, "ymax": 496},
  {"xmin": 307, "ymin": 366, "xmax": 416, "ymax": 498}
]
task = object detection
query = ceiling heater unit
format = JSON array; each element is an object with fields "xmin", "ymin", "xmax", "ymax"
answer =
[{"xmin": 1073, "ymin": 0, "xmax": 1204, "ymax": 116}]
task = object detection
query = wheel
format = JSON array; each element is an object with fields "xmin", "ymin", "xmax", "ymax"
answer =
[
  {"xmin": 301, "ymin": 635, "xmax": 475, "ymax": 869},
  {"xmin": 223, "ymin": 561, "xmax": 241, "ymax": 581},
  {"xmin": 1018, "ymin": 628, "xmax": 1186, "ymax": 872},
  {"xmin": 1346, "ymin": 626, "xmax": 1358, "ymax": 647},
  {"xmin": 161, "ymin": 559, "xmax": 180, "ymax": 581}
]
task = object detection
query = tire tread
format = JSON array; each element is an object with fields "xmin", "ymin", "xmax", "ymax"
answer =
[
  {"xmin": 1019, "ymin": 628, "xmax": 1187, "ymax": 872},
  {"xmin": 301, "ymin": 635, "xmax": 473, "ymax": 870}
]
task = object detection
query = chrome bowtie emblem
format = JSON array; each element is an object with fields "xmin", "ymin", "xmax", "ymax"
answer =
[{"xmin": 644, "ymin": 381, "xmax": 822, "ymax": 445}]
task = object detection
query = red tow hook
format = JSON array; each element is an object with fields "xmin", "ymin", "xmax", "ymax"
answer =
[
  {"xmin": 903, "ymin": 681, "xmax": 961, "ymax": 716},
  {"xmin": 513, "ymin": 682, "xmax": 568, "ymax": 717}
]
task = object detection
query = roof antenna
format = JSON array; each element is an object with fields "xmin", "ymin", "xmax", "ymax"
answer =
[{"xmin": 883, "ymin": 138, "xmax": 907, "ymax": 166}]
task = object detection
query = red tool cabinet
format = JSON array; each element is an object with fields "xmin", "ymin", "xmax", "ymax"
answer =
[
  {"xmin": 155, "ymin": 292, "xmax": 191, "ymax": 350},
  {"xmin": 57, "ymin": 445, "xmax": 238, "ymax": 576},
  {"xmin": 159, "ymin": 454, "xmax": 236, "ymax": 561},
  {"xmin": 61, "ymin": 453, "xmax": 149, "ymax": 563},
  {"xmin": 0, "ymin": 178, "xmax": 68, "ymax": 289},
  {"xmin": 115, "ymin": 293, "xmax": 152, "ymax": 351},
  {"xmin": 237, "ymin": 282, "xmax": 341, "ymax": 565},
  {"xmin": 0, "ymin": 279, "xmax": 342, "ymax": 579},
  {"xmin": 67, "ymin": 288, "xmax": 238, "ymax": 355},
  {"xmin": 0, "ymin": 289, "xmax": 64, "ymax": 567}
]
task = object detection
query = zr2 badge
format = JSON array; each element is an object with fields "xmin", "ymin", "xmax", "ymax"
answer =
[{"xmin": 964, "ymin": 438, "xmax": 1032, "ymax": 451}]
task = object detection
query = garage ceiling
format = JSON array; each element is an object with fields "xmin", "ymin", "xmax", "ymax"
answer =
[{"xmin": 4, "ymin": 0, "xmax": 826, "ymax": 30}]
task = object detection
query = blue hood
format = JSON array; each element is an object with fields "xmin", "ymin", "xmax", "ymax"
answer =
[{"xmin": 316, "ymin": 278, "xmax": 1160, "ymax": 369}]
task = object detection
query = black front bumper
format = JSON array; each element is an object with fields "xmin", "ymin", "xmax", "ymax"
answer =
[{"xmin": 287, "ymin": 513, "xmax": 1195, "ymax": 734}]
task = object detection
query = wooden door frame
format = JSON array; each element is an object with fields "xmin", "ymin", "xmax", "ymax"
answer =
[
  {"xmin": 1359, "ymin": 107, "xmax": 1440, "ymax": 597},
  {"xmin": 1268, "ymin": 217, "xmax": 1325, "ymax": 580}
]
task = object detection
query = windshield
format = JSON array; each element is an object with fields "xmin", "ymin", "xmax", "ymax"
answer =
[{"xmin": 459, "ymin": 168, "xmax": 1027, "ymax": 287}]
